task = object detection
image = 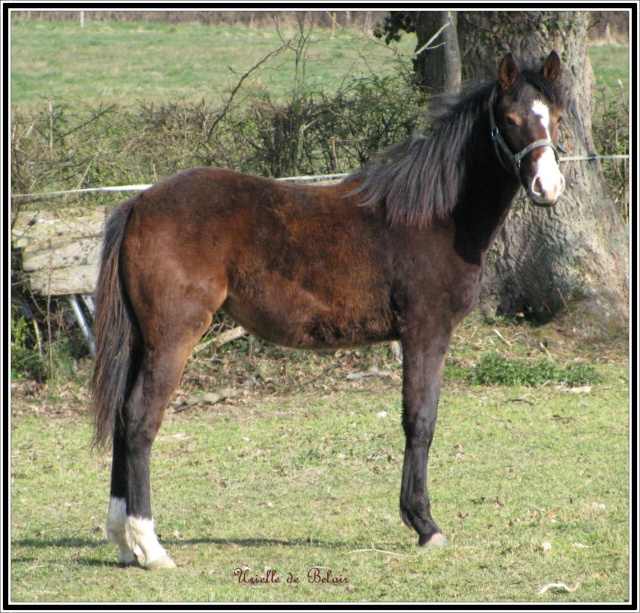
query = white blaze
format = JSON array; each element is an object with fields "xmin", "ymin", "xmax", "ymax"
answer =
[
  {"xmin": 532, "ymin": 99, "xmax": 551, "ymax": 138},
  {"xmin": 528, "ymin": 99, "xmax": 564, "ymax": 203}
]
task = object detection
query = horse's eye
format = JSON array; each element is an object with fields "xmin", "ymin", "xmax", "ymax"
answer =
[
  {"xmin": 505, "ymin": 113, "xmax": 520, "ymax": 127},
  {"xmin": 557, "ymin": 115, "xmax": 564, "ymax": 123}
]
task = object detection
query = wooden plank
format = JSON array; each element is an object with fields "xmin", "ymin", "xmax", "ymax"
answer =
[
  {"xmin": 22, "ymin": 237, "xmax": 101, "ymax": 272},
  {"xmin": 28, "ymin": 264, "xmax": 99, "ymax": 296},
  {"xmin": 11, "ymin": 207, "xmax": 108, "ymax": 249},
  {"xmin": 12, "ymin": 206, "xmax": 109, "ymax": 296}
]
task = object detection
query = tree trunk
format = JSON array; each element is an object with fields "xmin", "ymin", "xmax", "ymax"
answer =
[
  {"xmin": 409, "ymin": 12, "xmax": 462, "ymax": 94},
  {"xmin": 441, "ymin": 12, "xmax": 461, "ymax": 94},
  {"xmin": 458, "ymin": 11, "xmax": 628, "ymax": 338}
]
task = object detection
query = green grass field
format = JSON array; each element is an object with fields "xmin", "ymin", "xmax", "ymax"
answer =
[
  {"xmin": 10, "ymin": 20, "xmax": 414, "ymax": 107},
  {"xmin": 11, "ymin": 20, "xmax": 628, "ymax": 109},
  {"xmin": 11, "ymin": 319, "xmax": 629, "ymax": 603},
  {"xmin": 589, "ymin": 43, "xmax": 630, "ymax": 93}
]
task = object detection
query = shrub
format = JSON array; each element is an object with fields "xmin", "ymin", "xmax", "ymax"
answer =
[
  {"xmin": 592, "ymin": 85, "xmax": 629, "ymax": 221},
  {"xmin": 11, "ymin": 306, "xmax": 47, "ymax": 382}
]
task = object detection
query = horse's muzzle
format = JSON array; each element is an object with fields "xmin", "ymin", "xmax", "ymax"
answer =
[{"xmin": 527, "ymin": 150, "xmax": 565, "ymax": 206}]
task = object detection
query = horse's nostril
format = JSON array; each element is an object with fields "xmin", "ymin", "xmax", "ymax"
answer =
[
  {"xmin": 531, "ymin": 172, "xmax": 565, "ymax": 203},
  {"xmin": 533, "ymin": 176, "xmax": 545, "ymax": 197}
]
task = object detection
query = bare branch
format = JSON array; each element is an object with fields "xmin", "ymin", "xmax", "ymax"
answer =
[
  {"xmin": 193, "ymin": 326, "xmax": 246, "ymax": 356},
  {"xmin": 206, "ymin": 41, "xmax": 292, "ymax": 142},
  {"xmin": 412, "ymin": 21, "xmax": 451, "ymax": 58}
]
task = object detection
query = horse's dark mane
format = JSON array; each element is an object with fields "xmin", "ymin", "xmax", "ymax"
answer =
[{"xmin": 347, "ymin": 67, "xmax": 562, "ymax": 228}]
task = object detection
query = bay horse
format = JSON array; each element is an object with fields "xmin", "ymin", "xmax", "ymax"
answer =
[{"xmin": 91, "ymin": 52, "xmax": 565, "ymax": 568}]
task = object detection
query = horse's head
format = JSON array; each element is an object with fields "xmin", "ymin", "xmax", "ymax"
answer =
[{"xmin": 491, "ymin": 51, "xmax": 565, "ymax": 206}]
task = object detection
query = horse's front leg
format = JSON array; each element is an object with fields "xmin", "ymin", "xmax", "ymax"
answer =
[{"xmin": 399, "ymin": 332, "xmax": 451, "ymax": 547}]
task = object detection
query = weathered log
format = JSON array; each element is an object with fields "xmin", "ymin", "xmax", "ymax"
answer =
[{"xmin": 11, "ymin": 206, "xmax": 108, "ymax": 296}]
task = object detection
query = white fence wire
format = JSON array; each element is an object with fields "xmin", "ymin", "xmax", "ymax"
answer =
[{"xmin": 10, "ymin": 156, "xmax": 629, "ymax": 201}]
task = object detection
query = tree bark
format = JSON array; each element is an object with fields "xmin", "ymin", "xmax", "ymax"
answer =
[{"xmin": 457, "ymin": 11, "xmax": 628, "ymax": 337}]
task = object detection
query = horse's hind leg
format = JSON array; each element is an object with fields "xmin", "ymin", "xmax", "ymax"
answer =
[
  {"xmin": 107, "ymin": 309, "xmax": 215, "ymax": 569},
  {"xmin": 106, "ymin": 428, "xmax": 138, "ymax": 565}
]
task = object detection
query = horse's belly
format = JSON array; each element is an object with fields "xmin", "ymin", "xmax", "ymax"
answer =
[{"xmin": 222, "ymin": 289, "xmax": 396, "ymax": 350}]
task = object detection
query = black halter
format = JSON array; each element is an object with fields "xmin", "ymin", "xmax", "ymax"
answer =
[{"xmin": 488, "ymin": 103, "xmax": 561, "ymax": 180}]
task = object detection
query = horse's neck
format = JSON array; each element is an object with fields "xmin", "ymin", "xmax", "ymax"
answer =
[{"xmin": 451, "ymin": 145, "xmax": 522, "ymax": 266}]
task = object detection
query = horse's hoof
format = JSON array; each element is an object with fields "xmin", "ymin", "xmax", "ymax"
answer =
[
  {"xmin": 421, "ymin": 532, "xmax": 450, "ymax": 548},
  {"xmin": 145, "ymin": 555, "xmax": 177, "ymax": 570},
  {"xmin": 118, "ymin": 551, "xmax": 141, "ymax": 567}
]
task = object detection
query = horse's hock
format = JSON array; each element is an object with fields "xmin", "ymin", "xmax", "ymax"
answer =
[{"xmin": 11, "ymin": 205, "xmax": 110, "ymax": 354}]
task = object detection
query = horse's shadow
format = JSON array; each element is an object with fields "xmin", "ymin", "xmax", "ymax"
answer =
[
  {"xmin": 171, "ymin": 535, "xmax": 352, "ymax": 549},
  {"xmin": 12, "ymin": 534, "xmax": 355, "ymax": 568}
]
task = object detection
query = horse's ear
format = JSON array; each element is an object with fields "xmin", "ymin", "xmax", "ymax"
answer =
[
  {"xmin": 541, "ymin": 50, "xmax": 562, "ymax": 82},
  {"xmin": 498, "ymin": 53, "xmax": 518, "ymax": 90}
]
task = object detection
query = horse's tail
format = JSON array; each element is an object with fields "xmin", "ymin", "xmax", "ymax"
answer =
[{"xmin": 91, "ymin": 198, "xmax": 139, "ymax": 449}]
